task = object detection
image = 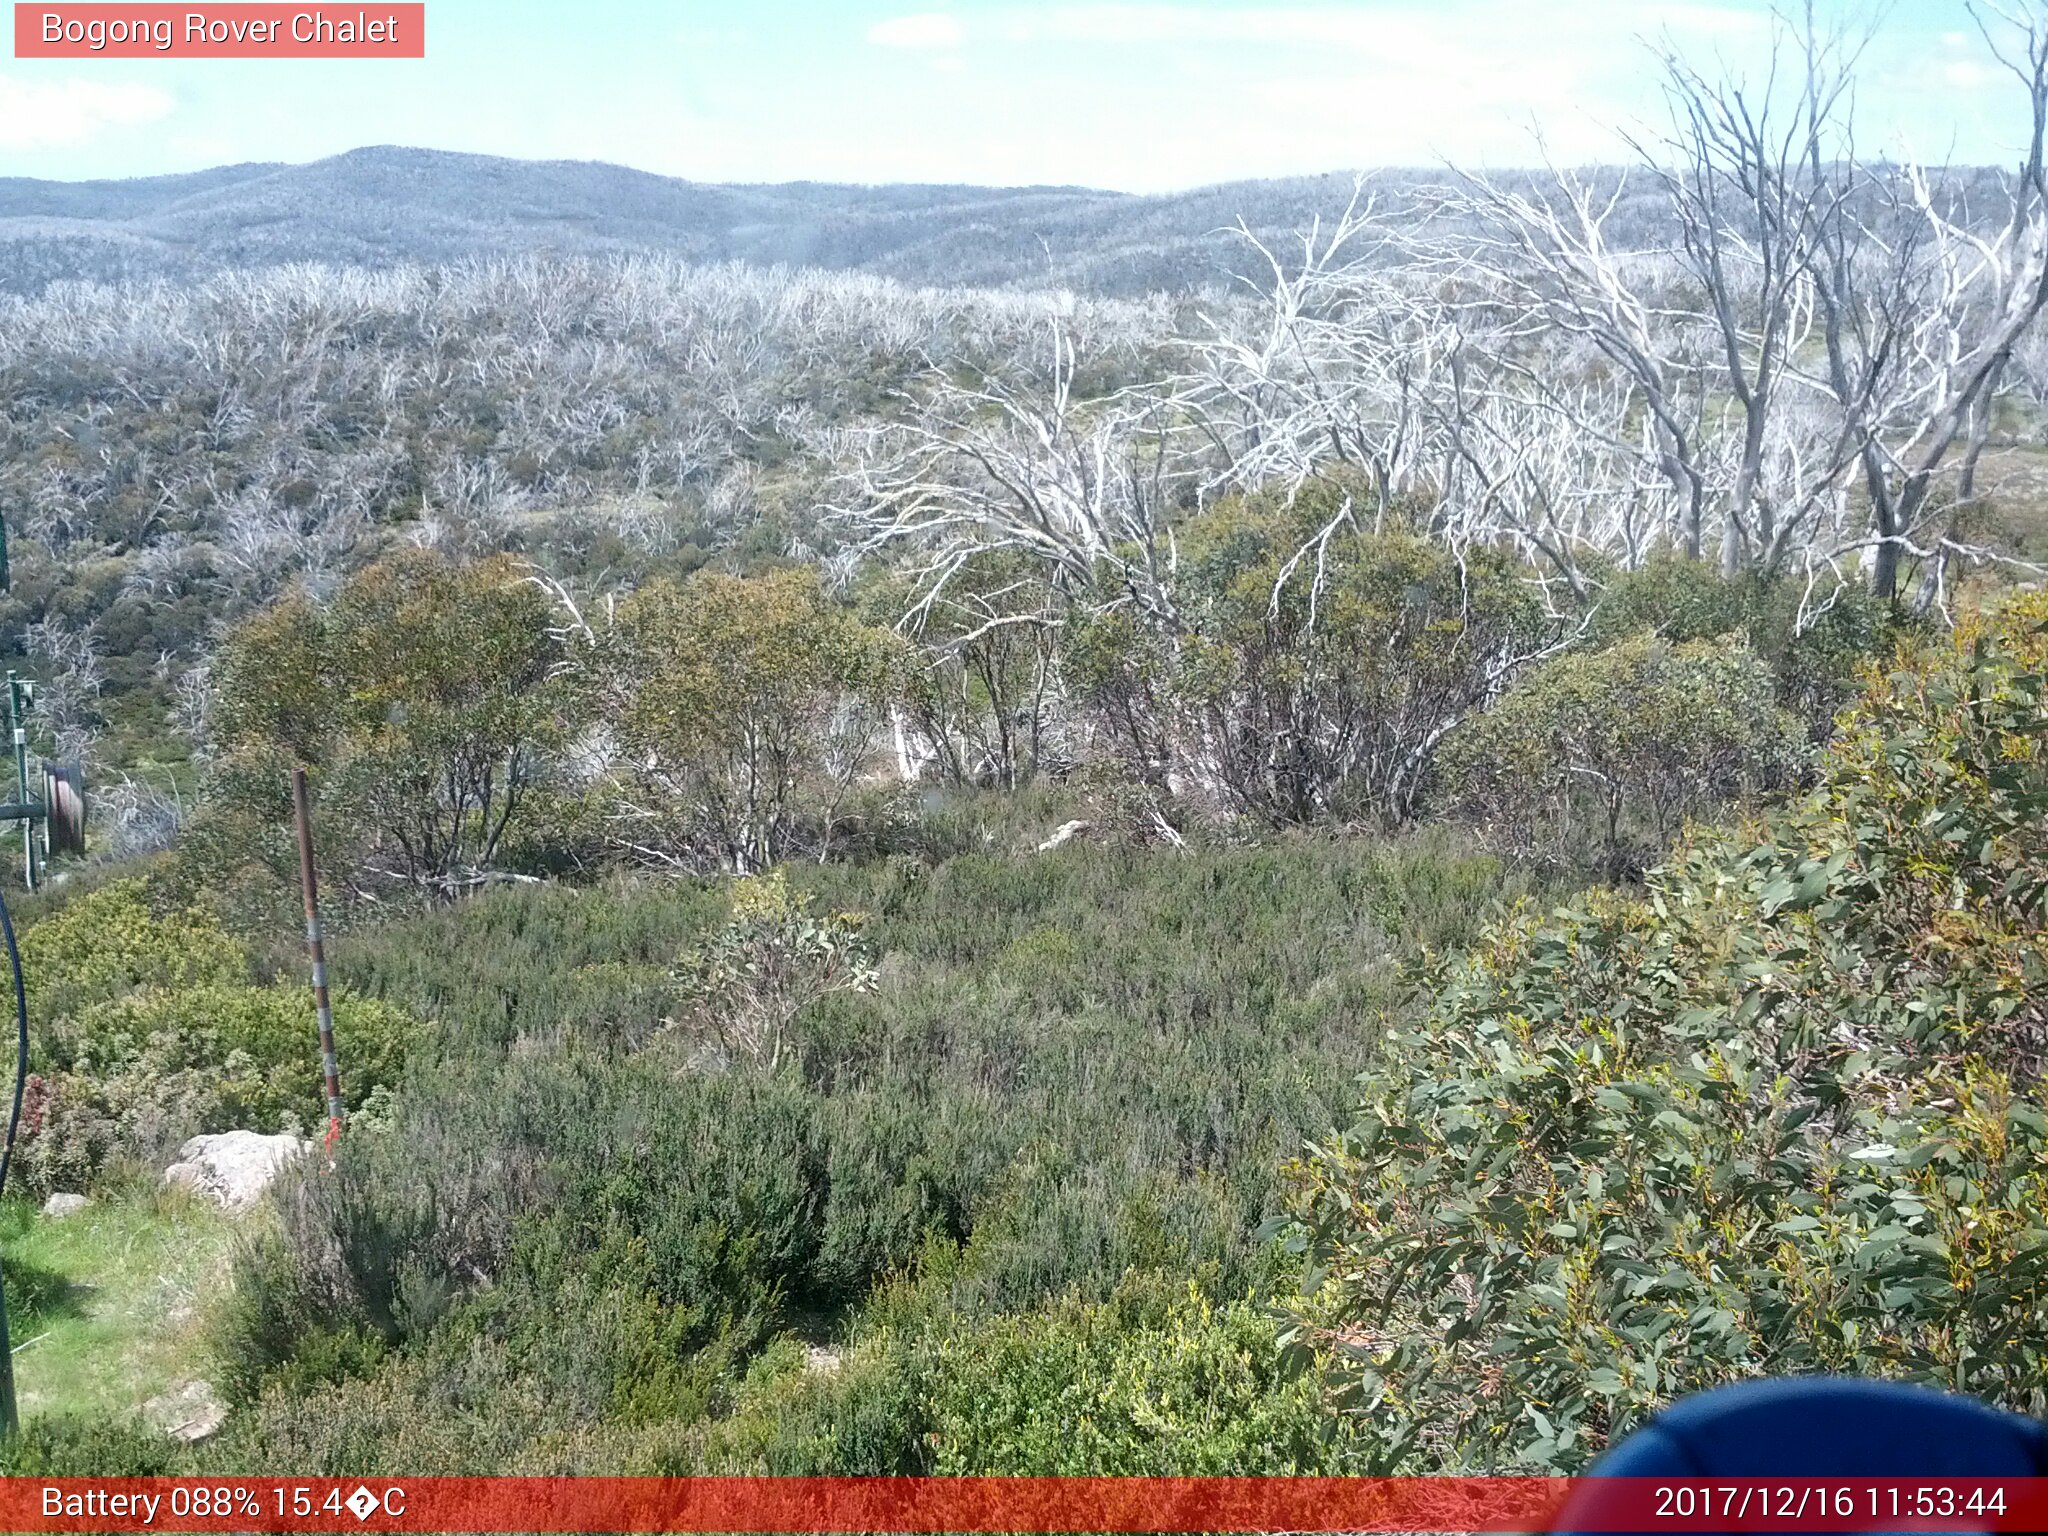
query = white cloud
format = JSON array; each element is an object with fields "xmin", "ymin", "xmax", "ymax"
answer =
[
  {"xmin": 1016, "ymin": 6, "xmax": 1379, "ymax": 46},
  {"xmin": 868, "ymin": 13, "xmax": 967, "ymax": 49},
  {"xmin": 0, "ymin": 77, "xmax": 175, "ymax": 151},
  {"xmin": 1648, "ymin": 4, "xmax": 1769, "ymax": 38},
  {"xmin": 931, "ymin": 1, "xmax": 1798, "ymax": 184},
  {"xmin": 1003, "ymin": 2, "xmax": 1759, "ymax": 51}
]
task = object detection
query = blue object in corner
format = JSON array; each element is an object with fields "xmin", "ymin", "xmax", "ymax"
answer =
[{"xmin": 1549, "ymin": 1377, "xmax": 2048, "ymax": 1535}]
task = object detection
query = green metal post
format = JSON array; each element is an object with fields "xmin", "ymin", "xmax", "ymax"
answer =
[
  {"xmin": 5, "ymin": 675, "xmax": 31, "ymax": 893},
  {"xmin": 0, "ymin": 519, "xmax": 19, "ymax": 1437},
  {"xmin": 0, "ymin": 1261, "xmax": 15, "ymax": 1438}
]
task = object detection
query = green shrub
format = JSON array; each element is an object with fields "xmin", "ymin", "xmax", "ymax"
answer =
[
  {"xmin": 212, "ymin": 1229, "xmax": 391, "ymax": 1407},
  {"xmin": 0, "ymin": 1415, "xmax": 183, "ymax": 1475},
  {"xmin": 917, "ymin": 1273, "xmax": 1363, "ymax": 1473},
  {"xmin": 693, "ymin": 1334, "xmax": 925, "ymax": 1474},
  {"xmin": 13, "ymin": 880, "xmax": 420, "ymax": 1193},
  {"xmin": 213, "ymin": 826, "xmax": 1538, "ymax": 1464},
  {"xmin": 20, "ymin": 877, "xmax": 244, "ymax": 1023},
  {"xmin": 66, "ymin": 983, "xmax": 415, "ymax": 1127},
  {"xmin": 1587, "ymin": 558, "xmax": 1900, "ymax": 734},
  {"xmin": 1440, "ymin": 631, "xmax": 1809, "ymax": 874},
  {"xmin": 207, "ymin": 550, "xmax": 575, "ymax": 901},
  {"xmin": 1283, "ymin": 593, "xmax": 2048, "ymax": 1472},
  {"xmin": 205, "ymin": 1338, "xmax": 567, "ymax": 1477},
  {"xmin": 219, "ymin": 1050, "xmax": 823, "ymax": 1406},
  {"xmin": 606, "ymin": 567, "xmax": 902, "ymax": 871},
  {"xmin": 666, "ymin": 871, "xmax": 878, "ymax": 1072},
  {"xmin": 691, "ymin": 1273, "xmax": 1368, "ymax": 1476},
  {"xmin": 1068, "ymin": 487, "xmax": 1551, "ymax": 825},
  {"xmin": 321, "ymin": 876, "xmax": 726, "ymax": 1054}
]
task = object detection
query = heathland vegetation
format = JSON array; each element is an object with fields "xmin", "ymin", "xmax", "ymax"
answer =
[{"xmin": 4, "ymin": 7, "xmax": 2048, "ymax": 1477}]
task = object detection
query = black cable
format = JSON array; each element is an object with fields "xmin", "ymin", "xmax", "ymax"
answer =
[
  {"xmin": 0, "ymin": 881, "xmax": 26, "ymax": 1437},
  {"xmin": 0, "ymin": 883, "xmax": 26, "ymax": 1202}
]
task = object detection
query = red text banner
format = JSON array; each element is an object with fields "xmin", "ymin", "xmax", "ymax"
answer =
[
  {"xmin": 3, "ymin": 1477, "xmax": 2048, "ymax": 1532},
  {"xmin": 14, "ymin": 5, "xmax": 424, "ymax": 58}
]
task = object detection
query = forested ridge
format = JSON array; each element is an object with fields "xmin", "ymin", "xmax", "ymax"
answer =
[
  {"xmin": 0, "ymin": 148, "xmax": 1655, "ymax": 297},
  {"xmin": 5, "ymin": 10, "xmax": 2048, "ymax": 1477}
]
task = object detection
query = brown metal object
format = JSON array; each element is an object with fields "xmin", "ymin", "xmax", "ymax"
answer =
[
  {"xmin": 41, "ymin": 760, "xmax": 85, "ymax": 857},
  {"xmin": 292, "ymin": 767, "xmax": 344, "ymax": 1135}
]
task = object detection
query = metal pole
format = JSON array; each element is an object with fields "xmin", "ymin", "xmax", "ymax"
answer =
[
  {"xmin": 0, "ymin": 1258, "xmax": 15, "ymax": 1439},
  {"xmin": 292, "ymin": 769, "xmax": 344, "ymax": 1147},
  {"xmin": 0, "ymin": 526, "xmax": 21, "ymax": 1434},
  {"xmin": 6, "ymin": 675, "xmax": 32, "ymax": 893},
  {"xmin": 0, "ymin": 879, "xmax": 27, "ymax": 1439}
]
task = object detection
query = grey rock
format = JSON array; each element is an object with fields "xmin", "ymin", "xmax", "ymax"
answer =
[
  {"xmin": 143, "ymin": 1380, "xmax": 226, "ymax": 1444},
  {"xmin": 1036, "ymin": 818, "xmax": 1093, "ymax": 852},
  {"xmin": 162, "ymin": 1130, "xmax": 310, "ymax": 1211},
  {"xmin": 803, "ymin": 1345, "xmax": 842, "ymax": 1375}
]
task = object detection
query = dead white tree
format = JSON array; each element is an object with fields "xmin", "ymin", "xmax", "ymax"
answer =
[
  {"xmin": 832, "ymin": 315, "xmax": 1185, "ymax": 630},
  {"xmin": 1862, "ymin": 4, "xmax": 2048, "ymax": 606},
  {"xmin": 1428, "ymin": 365, "xmax": 1651, "ymax": 606},
  {"xmin": 1432, "ymin": 2, "xmax": 2048, "ymax": 604},
  {"xmin": 1170, "ymin": 185, "xmax": 1456, "ymax": 519},
  {"xmin": 21, "ymin": 615, "xmax": 105, "ymax": 765}
]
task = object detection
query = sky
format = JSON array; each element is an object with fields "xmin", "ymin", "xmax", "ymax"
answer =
[{"xmin": 0, "ymin": 1, "xmax": 2030, "ymax": 193}]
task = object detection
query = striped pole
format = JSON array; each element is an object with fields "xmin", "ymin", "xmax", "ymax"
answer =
[
  {"xmin": 8, "ymin": 674, "xmax": 34, "ymax": 892},
  {"xmin": 292, "ymin": 768, "xmax": 344, "ymax": 1146}
]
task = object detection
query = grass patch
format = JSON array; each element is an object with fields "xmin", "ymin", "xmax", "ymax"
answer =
[{"xmin": 0, "ymin": 1189, "xmax": 238, "ymax": 1424}]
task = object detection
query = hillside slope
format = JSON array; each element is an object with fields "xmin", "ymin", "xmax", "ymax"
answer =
[{"xmin": 0, "ymin": 147, "xmax": 1391, "ymax": 295}]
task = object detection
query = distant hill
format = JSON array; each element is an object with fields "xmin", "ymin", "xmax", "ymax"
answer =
[
  {"xmin": 1, "ymin": 147, "xmax": 2019, "ymax": 299},
  {"xmin": 0, "ymin": 145, "xmax": 1403, "ymax": 296}
]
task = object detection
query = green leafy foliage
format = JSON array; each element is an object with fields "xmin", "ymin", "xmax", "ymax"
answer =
[
  {"xmin": 203, "ymin": 549, "xmax": 573, "ymax": 901},
  {"xmin": 1440, "ymin": 631, "xmax": 1810, "ymax": 874},
  {"xmin": 204, "ymin": 829, "xmax": 1533, "ymax": 1470},
  {"xmin": 0, "ymin": 1415, "xmax": 180, "ymax": 1476},
  {"xmin": 657, "ymin": 1264, "xmax": 1370, "ymax": 1476},
  {"xmin": 13, "ymin": 879, "xmax": 420, "ymax": 1194},
  {"xmin": 1282, "ymin": 593, "xmax": 2048, "ymax": 1472},
  {"xmin": 1587, "ymin": 557, "xmax": 1901, "ymax": 735},
  {"xmin": 667, "ymin": 871, "xmax": 879, "ymax": 1071},
  {"xmin": 915, "ymin": 1274, "xmax": 1365, "ymax": 1473},
  {"xmin": 1069, "ymin": 487, "xmax": 1550, "ymax": 824},
  {"xmin": 20, "ymin": 877, "xmax": 245, "ymax": 1019},
  {"xmin": 607, "ymin": 567, "xmax": 902, "ymax": 872}
]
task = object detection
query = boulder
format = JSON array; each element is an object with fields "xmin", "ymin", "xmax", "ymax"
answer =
[
  {"xmin": 40, "ymin": 1192, "xmax": 90, "ymax": 1219},
  {"xmin": 163, "ymin": 1130, "xmax": 310, "ymax": 1211},
  {"xmin": 804, "ymin": 1344, "xmax": 842, "ymax": 1375},
  {"xmin": 144, "ymin": 1380, "xmax": 226, "ymax": 1444},
  {"xmin": 1036, "ymin": 818, "xmax": 1093, "ymax": 852}
]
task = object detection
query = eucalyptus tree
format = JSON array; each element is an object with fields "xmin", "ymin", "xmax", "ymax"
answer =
[
  {"xmin": 1435, "ymin": 3, "xmax": 2048, "ymax": 602},
  {"xmin": 207, "ymin": 549, "xmax": 571, "ymax": 900},
  {"xmin": 604, "ymin": 567, "xmax": 901, "ymax": 873}
]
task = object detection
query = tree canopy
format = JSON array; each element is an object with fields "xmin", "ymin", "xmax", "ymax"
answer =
[{"xmin": 207, "ymin": 549, "xmax": 570, "ymax": 898}]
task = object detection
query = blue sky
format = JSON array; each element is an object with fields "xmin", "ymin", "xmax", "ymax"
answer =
[{"xmin": 0, "ymin": 1, "xmax": 2025, "ymax": 192}]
